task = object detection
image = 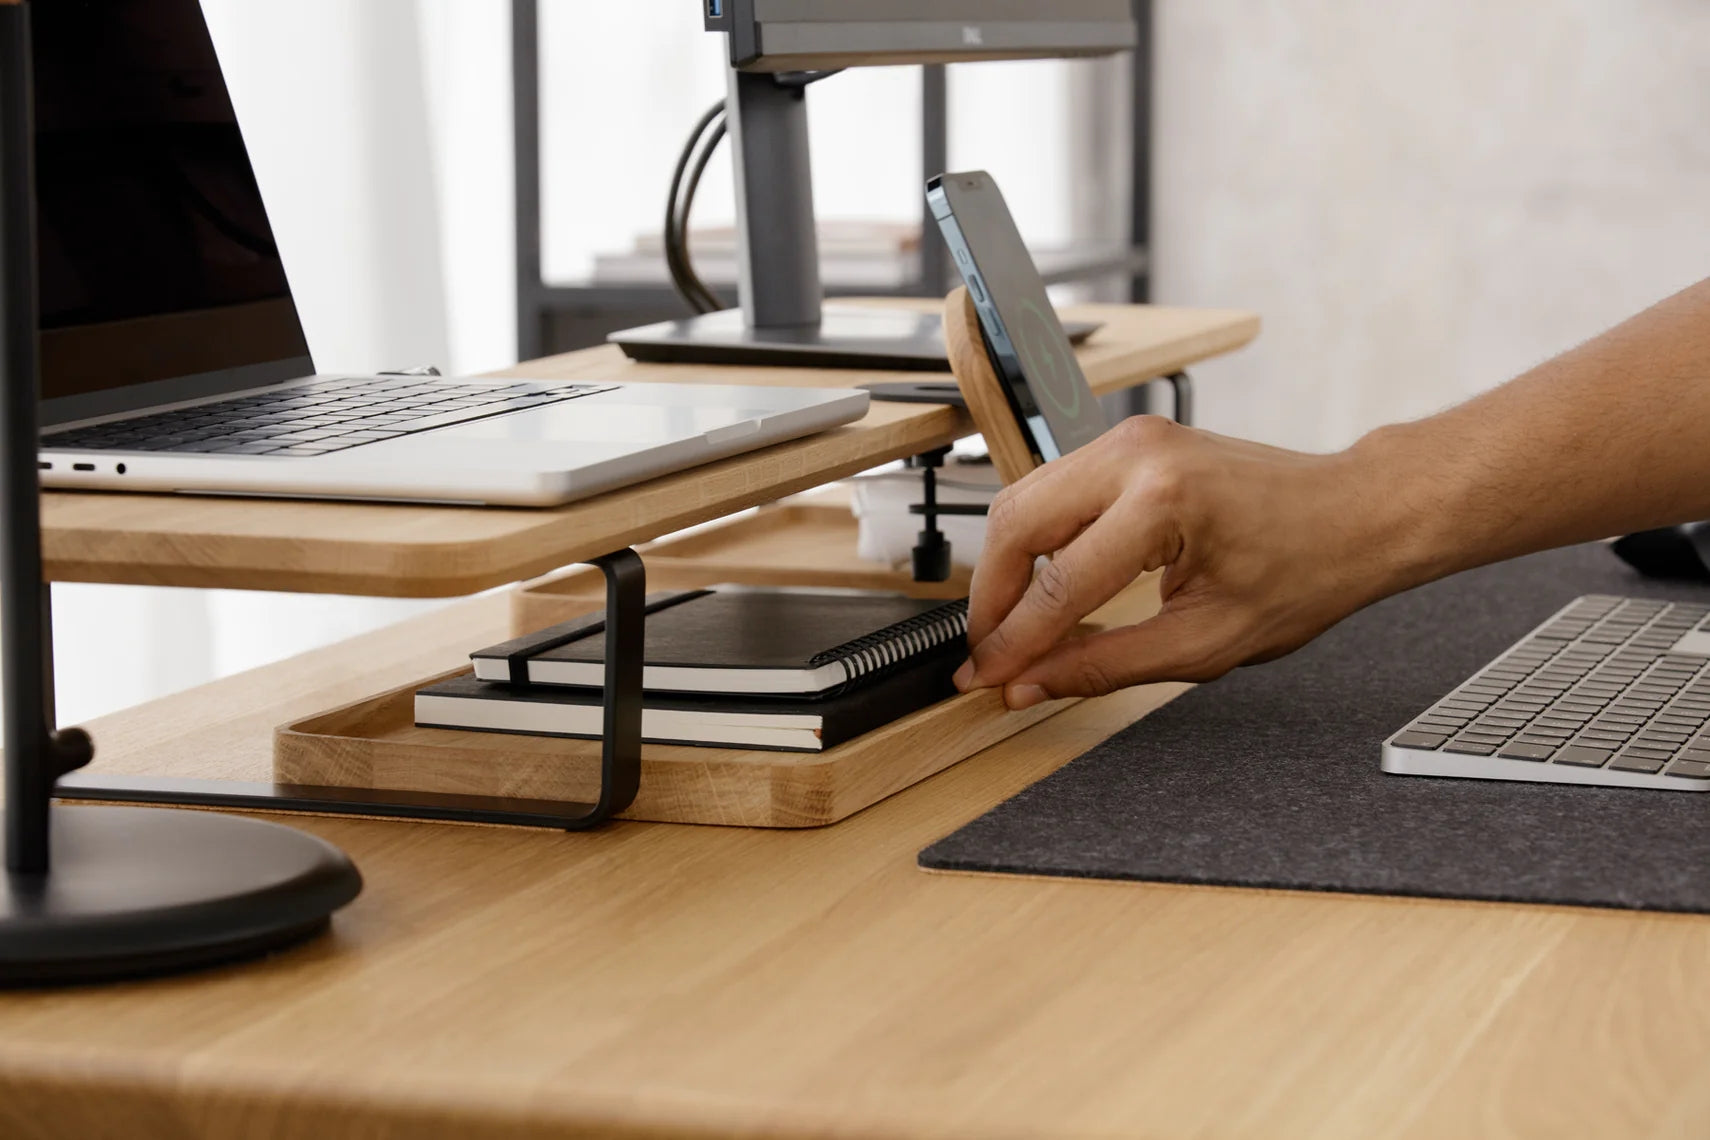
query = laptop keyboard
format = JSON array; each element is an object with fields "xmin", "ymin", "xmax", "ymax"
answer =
[
  {"xmin": 43, "ymin": 376, "xmax": 616, "ymax": 458},
  {"xmin": 1386, "ymin": 595, "xmax": 1710, "ymax": 786}
]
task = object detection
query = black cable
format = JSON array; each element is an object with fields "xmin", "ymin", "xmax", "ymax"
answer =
[
  {"xmin": 670, "ymin": 111, "xmax": 726, "ymax": 313},
  {"xmin": 664, "ymin": 100, "xmax": 725, "ymax": 314},
  {"xmin": 663, "ymin": 70, "xmax": 846, "ymax": 315}
]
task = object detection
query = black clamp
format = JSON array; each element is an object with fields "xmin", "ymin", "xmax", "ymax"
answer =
[{"xmin": 906, "ymin": 447, "xmax": 991, "ymax": 582}]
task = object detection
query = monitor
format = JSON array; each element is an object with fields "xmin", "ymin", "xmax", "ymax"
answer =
[
  {"xmin": 609, "ymin": 0, "xmax": 1137, "ymax": 371},
  {"xmin": 714, "ymin": 0, "xmax": 1138, "ymax": 71},
  {"xmin": 31, "ymin": 0, "xmax": 314, "ymax": 427}
]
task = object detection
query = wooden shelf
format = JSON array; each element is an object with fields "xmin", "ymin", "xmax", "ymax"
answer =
[
  {"xmin": 40, "ymin": 301, "xmax": 1258, "ymax": 597},
  {"xmin": 272, "ymin": 500, "xmax": 1044, "ymax": 827}
]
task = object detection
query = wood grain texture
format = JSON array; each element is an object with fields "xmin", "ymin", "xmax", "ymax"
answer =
[
  {"xmin": 39, "ymin": 300, "xmax": 1259, "ymax": 597},
  {"xmin": 944, "ymin": 285, "xmax": 1040, "ymax": 484},
  {"xmin": 4, "ymin": 581, "xmax": 1710, "ymax": 1137}
]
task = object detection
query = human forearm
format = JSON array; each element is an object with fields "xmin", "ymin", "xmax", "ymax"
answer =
[
  {"xmin": 1351, "ymin": 276, "xmax": 1710, "ymax": 595},
  {"xmin": 956, "ymin": 276, "xmax": 1710, "ymax": 706}
]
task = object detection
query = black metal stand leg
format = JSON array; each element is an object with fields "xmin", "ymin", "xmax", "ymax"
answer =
[
  {"xmin": 571, "ymin": 548, "xmax": 644, "ymax": 827},
  {"xmin": 57, "ymin": 547, "xmax": 648, "ymax": 831}
]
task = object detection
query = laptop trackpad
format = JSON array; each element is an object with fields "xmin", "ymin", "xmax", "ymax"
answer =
[{"xmin": 352, "ymin": 402, "xmax": 766, "ymax": 467}]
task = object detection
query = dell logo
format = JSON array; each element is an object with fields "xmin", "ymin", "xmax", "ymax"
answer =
[{"xmin": 962, "ymin": 25, "xmax": 983, "ymax": 46}]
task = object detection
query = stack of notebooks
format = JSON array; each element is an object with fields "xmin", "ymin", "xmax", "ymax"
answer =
[{"xmin": 415, "ymin": 586, "xmax": 971, "ymax": 752}]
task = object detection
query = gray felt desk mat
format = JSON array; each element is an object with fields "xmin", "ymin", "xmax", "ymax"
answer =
[{"xmin": 919, "ymin": 544, "xmax": 1710, "ymax": 912}]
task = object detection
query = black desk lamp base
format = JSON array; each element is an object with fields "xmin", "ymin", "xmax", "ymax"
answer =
[{"xmin": 0, "ymin": 804, "xmax": 362, "ymax": 986}]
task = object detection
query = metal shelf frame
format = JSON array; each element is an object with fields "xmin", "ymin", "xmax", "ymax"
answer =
[{"xmin": 511, "ymin": 0, "xmax": 1154, "ymax": 361}]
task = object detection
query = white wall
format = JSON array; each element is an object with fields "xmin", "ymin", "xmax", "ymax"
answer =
[{"xmin": 1153, "ymin": 0, "xmax": 1710, "ymax": 452}]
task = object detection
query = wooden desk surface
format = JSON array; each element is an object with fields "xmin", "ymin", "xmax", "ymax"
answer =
[
  {"xmin": 5, "ymin": 590, "xmax": 1710, "ymax": 1139},
  {"xmin": 39, "ymin": 301, "xmax": 1258, "ymax": 597}
]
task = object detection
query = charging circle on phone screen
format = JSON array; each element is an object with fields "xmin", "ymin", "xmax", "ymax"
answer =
[{"xmin": 1015, "ymin": 299, "xmax": 1081, "ymax": 419}]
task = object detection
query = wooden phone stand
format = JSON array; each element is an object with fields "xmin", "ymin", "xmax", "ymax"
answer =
[{"xmin": 941, "ymin": 284, "xmax": 1041, "ymax": 485}]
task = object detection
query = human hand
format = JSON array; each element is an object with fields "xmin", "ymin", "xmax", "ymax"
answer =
[{"xmin": 952, "ymin": 415, "xmax": 1414, "ymax": 708}]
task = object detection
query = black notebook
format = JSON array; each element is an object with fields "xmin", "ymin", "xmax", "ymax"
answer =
[
  {"xmin": 420, "ymin": 642, "xmax": 963, "ymax": 751},
  {"xmin": 471, "ymin": 586, "xmax": 970, "ymax": 696}
]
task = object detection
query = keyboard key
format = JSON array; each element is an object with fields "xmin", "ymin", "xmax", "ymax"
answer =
[
  {"xmin": 209, "ymin": 442, "xmax": 286, "ymax": 454},
  {"xmin": 1609, "ymin": 752, "xmax": 1667, "ymax": 774},
  {"xmin": 1392, "ymin": 731, "xmax": 1448, "ymax": 750},
  {"xmin": 1663, "ymin": 760, "xmax": 1710, "ymax": 780},
  {"xmin": 1497, "ymin": 742, "xmax": 1556, "ymax": 761},
  {"xmin": 266, "ymin": 430, "xmax": 341, "ymax": 444},
  {"xmin": 1553, "ymin": 745, "xmax": 1613, "ymax": 768},
  {"xmin": 1443, "ymin": 740, "xmax": 1497, "ymax": 755}
]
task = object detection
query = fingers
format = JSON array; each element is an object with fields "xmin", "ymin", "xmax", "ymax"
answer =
[
  {"xmin": 999, "ymin": 605, "xmax": 1235, "ymax": 709},
  {"xmin": 961, "ymin": 503, "xmax": 1177, "ymax": 691},
  {"xmin": 965, "ymin": 439, "xmax": 1125, "ymax": 648}
]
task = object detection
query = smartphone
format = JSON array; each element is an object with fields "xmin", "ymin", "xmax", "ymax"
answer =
[{"xmin": 926, "ymin": 170, "xmax": 1109, "ymax": 462}]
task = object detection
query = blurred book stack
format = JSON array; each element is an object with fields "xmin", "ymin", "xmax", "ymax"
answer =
[
  {"xmin": 592, "ymin": 220, "xmax": 925, "ymax": 290},
  {"xmin": 590, "ymin": 220, "xmax": 1104, "ymax": 293}
]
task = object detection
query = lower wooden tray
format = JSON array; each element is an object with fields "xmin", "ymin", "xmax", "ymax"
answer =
[
  {"xmin": 277, "ymin": 489, "xmax": 1157, "ymax": 828},
  {"xmin": 512, "ymin": 498, "xmax": 971, "ymax": 634},
  {"xmin": 276, "ymin": 569, "xmax": 1162, "ymax": 828},
  {"xmin": 273, "ymin": 671, "xmax": 1073, "ymax": 828}
]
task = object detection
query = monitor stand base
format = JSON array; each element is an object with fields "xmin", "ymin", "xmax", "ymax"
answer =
[
  {"xmin": 0, "ymin": 805, "xmax": 362, "ymax": 987},
  {"xmin": 609, "ymin": 305, "xmax": 1101, "ymax": 373}
]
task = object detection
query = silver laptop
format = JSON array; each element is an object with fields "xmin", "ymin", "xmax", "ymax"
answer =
[{"xmin": 32, "ymin": 0, "xmax": 865, "ymax": 508}]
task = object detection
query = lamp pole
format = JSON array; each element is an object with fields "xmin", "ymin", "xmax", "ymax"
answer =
[{"xmin": 0, "ymin": 0, "xmax": 91, "ymax": 876}]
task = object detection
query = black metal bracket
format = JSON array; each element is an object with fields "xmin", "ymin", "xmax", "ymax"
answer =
[
  {"xmin": 1159, "ymin": 370, "xmax": 1193, "ymax": 427},
  {"xmin": 58, "ymin": 548, "xmax": 648, "ymax": 832}
]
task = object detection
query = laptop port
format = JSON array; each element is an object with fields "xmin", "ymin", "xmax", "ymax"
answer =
[{"xmin": 72, "ymin": 462, "xmax": 95, "ymax": 472}]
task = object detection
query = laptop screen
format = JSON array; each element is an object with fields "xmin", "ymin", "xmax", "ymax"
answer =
[{"xmin": 32, "ymin": 0, "xmax": 314, "ymax": 427}]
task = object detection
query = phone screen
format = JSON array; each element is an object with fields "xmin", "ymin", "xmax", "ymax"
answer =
[{"xmin": 927, "ymin": 172, "xmax": 1109, "ymax": 461}]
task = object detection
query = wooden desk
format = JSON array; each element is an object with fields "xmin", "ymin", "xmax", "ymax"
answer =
[
  {"xmin": 5, "ymin": 589, "xmax": 1709, "ymax": 1139},
  {"xmin": 39, "ymin": 301, "xmax": 1257, "ymax": 596}
]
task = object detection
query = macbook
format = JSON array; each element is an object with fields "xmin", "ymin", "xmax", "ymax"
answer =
[{"xmin": 31, "ymin": 0, "xmax": 866, "ymax": 507}]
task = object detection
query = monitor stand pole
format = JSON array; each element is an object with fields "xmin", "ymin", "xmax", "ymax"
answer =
[
  {"xmin": 0, "ymin": 0, "xmax": 361, "ymax": 986},
  {"xmin": 608, "ymin": 66, "xmax": 958, "ymax": 372}
]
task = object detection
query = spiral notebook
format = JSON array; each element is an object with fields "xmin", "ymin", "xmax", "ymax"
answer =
[
  {"xmin": 419, "ymin": 642, "xmax": 963, "ymax": 751},
  {"xmin": 470, "ymin": 586, "xmax": 970, "ymax": 696}
]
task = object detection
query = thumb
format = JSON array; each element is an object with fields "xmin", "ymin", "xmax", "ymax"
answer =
[{"xmin": 1000, "ymin": 605, "xmax": 1237, "ymax": 709}]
